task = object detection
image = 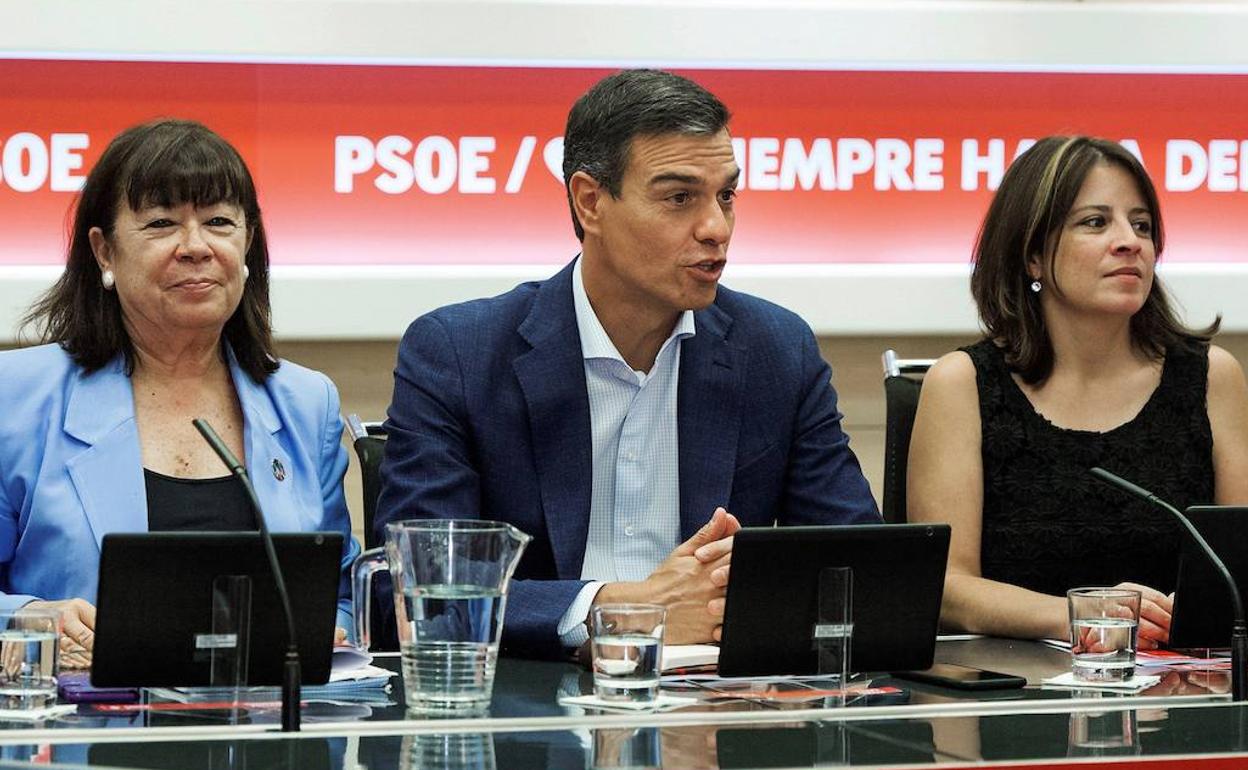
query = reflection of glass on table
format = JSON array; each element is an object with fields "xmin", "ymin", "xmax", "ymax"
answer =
[
  {"xmin": 591, "ymin": 726, "xmax": 660, "ymax": 770},
  {"xmin": 1067, "ymin": 702, "xmax": 1140, "ymax": 758},
  {"xmin": 401, "ymin": 732, "xmax": 496, "ymax": 770}
]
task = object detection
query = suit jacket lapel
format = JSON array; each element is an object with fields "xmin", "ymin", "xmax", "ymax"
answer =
[
  {"xmin": 231, "ymin": 354, "xmax": 301, "ymax": 532},
  {"xmin": 64, "ymin": 357, "xmax": 147, "ymax": 549},
  {"xmin": 678, "ymin": 303, "xmax": 745, "ymax": 539},
  {"xmin": 513, "ymin": 262, "xmax": 593, "ymax": 579}
]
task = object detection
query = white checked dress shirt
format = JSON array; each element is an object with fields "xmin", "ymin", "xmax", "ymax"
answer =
[{"xmin": 556, "ymin": 257, "xmax": 696, "ymax": 647}]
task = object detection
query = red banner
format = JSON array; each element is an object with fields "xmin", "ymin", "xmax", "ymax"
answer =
[{"xmin": 2, "ymin": 60, "xmax": 1247, "ymax": 266}]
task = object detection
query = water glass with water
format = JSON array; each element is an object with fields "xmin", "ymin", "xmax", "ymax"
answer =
[
  {"xmin": 0, "ymin": 609, "xmax": 59, "ymax": 710},
  {"xmin": 1068, "ymin": 587, "xmax": 1141, "ymax": 682},
  {"xmin": 591, "ymin": 604, "xmax": 666, "ymax": 703}
]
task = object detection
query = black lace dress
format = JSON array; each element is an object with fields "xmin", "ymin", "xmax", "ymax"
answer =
[{"xmin": 962, "ymin": 339, "xmax": 1214, "ymax": 597}]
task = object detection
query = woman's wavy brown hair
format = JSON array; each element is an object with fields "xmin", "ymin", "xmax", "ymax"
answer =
[{"xmin": 970, "ymin": 135, "xmax": 1216, "ymax": 384}]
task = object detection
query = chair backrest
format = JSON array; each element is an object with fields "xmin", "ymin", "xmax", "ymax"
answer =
[
  {"xmin": 345, "ymin": 414, "xmax": 387, "ymax": 550},
  {"xmin": 881, "ymin": 350, "xmax": 936, "ymax": 524},
  {"xmin": 344, "ymin": 414, "xmax": 398, "ymax": 650}
]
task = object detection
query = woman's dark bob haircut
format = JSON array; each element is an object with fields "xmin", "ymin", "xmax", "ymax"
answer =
[
  {"xmin": 23, "ymin": 119, "xmax": 277, "ymax": 381},
  {"xmin": 970, "ymin": 135, "xmax": 1216, "ymax": 384}
]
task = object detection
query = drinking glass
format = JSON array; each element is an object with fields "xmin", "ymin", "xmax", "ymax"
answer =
[
  {"xmin": 0, "ymin": 608, "xmax": 59, "ymax": 710},
  {"xmin": 1068, "ymin": 587, "xmax": 1141, "ymax": 682},
  {"xmin": 591, "ymin": 604, "xmax": 666, "ymax": 703}
]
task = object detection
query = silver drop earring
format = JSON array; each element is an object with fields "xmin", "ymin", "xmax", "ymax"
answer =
[
  {"xmin": 243, "ymin": 264, "xmax": 250, "ymax": 280},
  {"xmin": 1030, "ymin": 280, "xmax": 1042, "ymax": 293},
  {"xmin": 101, "ymin": 270, "xmax": 115, "ymax": 290}
]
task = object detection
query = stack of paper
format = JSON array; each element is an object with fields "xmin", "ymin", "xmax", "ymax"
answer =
[
  {"xmin": 150, "ymin": 646, "xmax": 396, "ymax": 707},
  {"xmin": 315, "ymin": 645, "xmax": 395, "ymax": 702},
  {"xmin": 661, "ymin": 644, "xmax": 719, "ymax": 673}
]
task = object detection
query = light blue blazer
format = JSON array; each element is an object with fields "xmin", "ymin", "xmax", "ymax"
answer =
[{"xmin": 0, "ymin": 343, "xmax": 360, "ymax": 629}]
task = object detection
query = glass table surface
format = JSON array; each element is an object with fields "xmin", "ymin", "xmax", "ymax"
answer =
[
  {"xmin": 2, "ymin": 700, "xmax": 1246, "ymax": 768},
  {"xmin": 0, "ymin": 638, "xmax": 1237, "ymax": 768}
]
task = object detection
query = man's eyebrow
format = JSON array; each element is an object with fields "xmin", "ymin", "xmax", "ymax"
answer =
[
  {"xmin": 648, "ymin": 172, "xmax": 701, "ymax": 187},
  {"xmin": 648, "ymin": 168, "xmax": 742, "ymax": 188}
]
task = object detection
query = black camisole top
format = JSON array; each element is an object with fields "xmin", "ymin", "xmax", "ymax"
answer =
[
  {"xmin": 144, "ymin": 469, "xmax": 257, "ymax": 532},
  {"xmin": 961, "ymin": 338, "xmax": 1214, "ymax": 596}
]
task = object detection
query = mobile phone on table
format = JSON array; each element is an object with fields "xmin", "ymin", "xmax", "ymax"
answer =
[{"xmin": 892, "ymin": 662, "xmax": 1026, "ymax": 691}]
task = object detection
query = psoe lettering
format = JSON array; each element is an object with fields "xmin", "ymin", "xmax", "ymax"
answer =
[{"xmin": 0, "ymin": 133, "xmax": 89, "ymax": 193}]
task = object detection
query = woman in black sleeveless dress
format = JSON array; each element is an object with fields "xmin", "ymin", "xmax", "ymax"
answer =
[{"xmin": 908, "ymin": 136, "xmax": 1248, "ymax": 647}]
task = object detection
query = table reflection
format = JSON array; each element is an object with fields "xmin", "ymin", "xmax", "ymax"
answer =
[
  {"xmin": 1067, "ymin": 703, "xmax": 1140, "ymax": 758},
  {"xmin": 84, "ymin": 737, "xmax": 339, "ymax": 769},
  {"xmin": 403, "ymin": 733, "xmax": 496, "ymax": 770}
]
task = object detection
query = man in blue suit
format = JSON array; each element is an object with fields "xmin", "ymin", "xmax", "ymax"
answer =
[{"xmin": 378, "ymin": 69, "xmax": 879, "ymax": 660}]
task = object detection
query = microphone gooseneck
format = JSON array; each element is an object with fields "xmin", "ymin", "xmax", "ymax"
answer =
[
  {"xmin": 1089, "ymin": 466, "xmax": 1248, "ymax": 702},
  {"xmin": 194, "ymin": 418, "xmax": 303, "ymax": 731}
]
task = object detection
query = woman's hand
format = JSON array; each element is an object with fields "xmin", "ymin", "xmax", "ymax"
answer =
[
  {"xmin": 26, "ymin": 598, "xmax": 96, "ymax": 669},
  {"xmin": 1113, "ymin": 582, "xmax": 1172, "ymax": 650}
]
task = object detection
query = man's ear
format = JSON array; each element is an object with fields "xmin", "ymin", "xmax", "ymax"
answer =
[{"xmin": 569, "ymin": 171, "xmax": 606, "ymax": 238}]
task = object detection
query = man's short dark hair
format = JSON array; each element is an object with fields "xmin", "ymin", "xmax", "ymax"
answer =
[{"xmin": 562, "ymin": 69, "xmax": 731, "ymax": 241}]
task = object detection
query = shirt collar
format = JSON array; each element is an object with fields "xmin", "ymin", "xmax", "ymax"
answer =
[{"xmin": 572, "ymin": 256, "xmax": 696, "ymax": 366}]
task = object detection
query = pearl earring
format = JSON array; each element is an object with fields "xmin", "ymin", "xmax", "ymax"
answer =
[
  {"xmin": 1030, "ymin": 280, "xmax": 1042, "ymax": 293},
  {"xmin": 243, "ymin": 264, "xmax": 250, "ymax": 280},
  {"xmin": 101, "ymin": 270, "xmax": 115, "ymax": 290}
]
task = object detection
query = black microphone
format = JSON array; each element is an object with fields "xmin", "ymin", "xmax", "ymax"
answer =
[
  {"xmin": 194, "ymin": 418, "xmax": 302, "ymax": 731},
  {"xmin": 1089, "ymin": 466, "xmax": 1247, "ymax": 701}
]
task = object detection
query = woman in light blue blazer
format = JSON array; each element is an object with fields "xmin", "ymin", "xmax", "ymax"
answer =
[{"xmin": 4, "ymin": 120, "xmax": 360, "ymax": 667}]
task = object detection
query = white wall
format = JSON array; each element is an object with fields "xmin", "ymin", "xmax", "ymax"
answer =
[
  {"xmin": 4, "ymin": 1, "xmax": 1248, "ymax": 339},
  {"xmin": 7, "ymin": 1, "xmax": 1248, "ymax": 69}
]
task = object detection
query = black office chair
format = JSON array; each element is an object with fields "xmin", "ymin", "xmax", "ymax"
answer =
[
  {"xmin": 345, "ymin": 413, "xmax": 387, "ymax": 550},
  {"xmin": 881, "ymin": 350, "xmax": 936, "ymax": 524},
  {"xmin": 344, "ymin": 414, "xmax": 398, "ymax": 650}
]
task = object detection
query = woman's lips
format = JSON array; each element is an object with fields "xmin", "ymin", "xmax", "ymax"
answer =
[
  {"xmin": 172, "ymin": 279, "xmax": 219, "ymax": 293},
  {"xmin": 1104, "ymin": 267, "xmax": 1144, "ymax": 283}
]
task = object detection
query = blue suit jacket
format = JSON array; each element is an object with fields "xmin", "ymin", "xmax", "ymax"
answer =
[
  {"xmin": 0, "ymin": 344, "xmax": 360, "ymax": 628},
  {"xmin": 378, "ymin": 261, "xmax": 879, "ymax": 658}
]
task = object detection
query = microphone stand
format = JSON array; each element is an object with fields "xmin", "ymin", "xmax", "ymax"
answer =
[
  {"xmin": 194, "ymin": 418, "xmax": 302, "ymax": 731},
  {"xmin": 1089, "ymin": 466, "xmax": 1247, "ymax": 702}
]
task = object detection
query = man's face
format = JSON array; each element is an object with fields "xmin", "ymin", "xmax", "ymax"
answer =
[{"xmin": 591, "ymin": 129, "xmax": 739, "ymax": 317}]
